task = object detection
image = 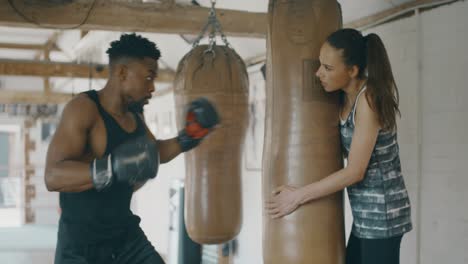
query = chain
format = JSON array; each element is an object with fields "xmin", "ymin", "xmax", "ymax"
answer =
[
  {"xmin": 206, "ymin": 2, "xmax": 217, "ymax": 53},
  {"xmin": 191, "ymin": 19, "xmax": 211, "ymax": 47},
  {"xmin": 214, "ymin": 17, "xmax": 231, "ymax": 48},
  {"xmin": 191, "ymin": 0, "xmax": 232, "ymax": 53}
]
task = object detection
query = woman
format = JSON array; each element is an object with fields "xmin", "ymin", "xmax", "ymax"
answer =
[{"xmin": 265, "ymin": 28, "xmax": 412, "ymax": 264}]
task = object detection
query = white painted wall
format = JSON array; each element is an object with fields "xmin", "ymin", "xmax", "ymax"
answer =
[
  {"xmin": 362, "ymin": 2, "xmax": 468, "ymax": 263},
  {"xmin": 417, "ymin": 2, "xmax": 468, "ymax": 263},
  {"xmin": 363, "ymin": 14, "xmax": 420, "ymax": 264}
]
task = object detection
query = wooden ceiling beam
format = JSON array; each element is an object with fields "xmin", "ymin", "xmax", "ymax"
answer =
[
  {"xmin": 346, "ymin": 0, "xmax": 457, "ymax": 29},
  {"xmin": 0, "ymin": 0, "xmax": 266, "ymax": 38},
  {"xmin": 80, "ymin": 30, "xmax": 89, "ymax": 39},
  {"xmin": 35, "ymin": 31, "xmax": 61, "ymax": 60},
  {"xmin": 0, "ymin": 42, "xmax": 59, "ymax": 51},
  {"xmin": 0, "ymin": 59, "xmax": 108, "ymax": 78},
  {"xmin": 0, "ymin": 90, "xmax": 73, "ymax": 104},
  {"xmin": 0, "ymin": 87, "xmax": 173, "ymax": 104},
  {"xmin": 36, "ymin": 32, "xmax": 63, "ymax": 94},
  {"xmin": 0, "ymin": 59, "xmax": 175, "ymax": 82}
]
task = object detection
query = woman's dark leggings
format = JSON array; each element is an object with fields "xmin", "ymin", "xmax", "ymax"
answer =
[{"xmin": 346, "ymin": 233, "xmax": 403, "ymax": 264}]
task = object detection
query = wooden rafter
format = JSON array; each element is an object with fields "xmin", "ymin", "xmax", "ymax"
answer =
[
  {"xmin": 0, "ymin": 90, "xmax": 73, "ymax": 104},
  {"xmin": 34, "ymin": 32, "xmax": 62, "ymax": 94},
  {"xmin": 0, "ymin": 0, "xmax": 266, "ymax": 38},
  {"xmin": 0, "ymin": 87, "xmax": 174, "ymax": 104},
  {"xmin": 346, "ymin": 0, "xmax": 458, "ymax": 29},
  {"xmin": 0, "ymin": 42, "xmax": 59, "ymax": 51},
  {"xmin": 0, "ymin": 59, "xmax": 108, "ymax": 78},
  {"xmin": 80, "ymin": 30, "xmax": 89, "ymax": 39},
  {"xmin": 0, "ymin": 59, "xmax": 175, "ymax": 82},
  {"xmin": 35, "ymin": 31, "xmax": 61, "ymax": 60}
]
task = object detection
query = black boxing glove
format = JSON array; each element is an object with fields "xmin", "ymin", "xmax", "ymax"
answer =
[
  {"xmin": 177, "ymin": 97, "xmax": 220, "ymax": 152},
  {"xmin": 90, "ymin": 135, "xmax": 159, "ymax": 191}
]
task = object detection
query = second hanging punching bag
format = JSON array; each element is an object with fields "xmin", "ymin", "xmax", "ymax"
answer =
[
  {"xmin": 173, "ymin": 1, "xmax": 249, "ymax": 244},
  {"xmin": 263, "ymin": 0, "xmax": 345, "ymax": 263}
]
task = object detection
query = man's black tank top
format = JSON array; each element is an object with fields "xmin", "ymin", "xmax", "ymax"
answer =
[{"xmin": 58, "ymin": 90, "xmax": 146, "ymax": 244}]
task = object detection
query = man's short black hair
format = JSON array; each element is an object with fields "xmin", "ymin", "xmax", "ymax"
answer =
[{"xmin": 106, "ymin": 33, "xmax": 161, "ymax": 64}]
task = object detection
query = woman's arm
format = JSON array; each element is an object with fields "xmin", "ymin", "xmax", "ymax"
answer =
[{"xmin": 267, "ymin": 92, "xmax": 381, "ymax": 218}]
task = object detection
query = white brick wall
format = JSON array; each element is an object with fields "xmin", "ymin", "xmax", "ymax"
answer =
[{"xmin": 363, "ymin": 1, "xmax": 468, "ymax": 263}]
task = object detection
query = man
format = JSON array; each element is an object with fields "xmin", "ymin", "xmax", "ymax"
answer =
[{"xmin": 45, "ymin": 33, "xmax": 219, "ymax": 264}]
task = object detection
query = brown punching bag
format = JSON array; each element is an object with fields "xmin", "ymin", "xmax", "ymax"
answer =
[
  {"xmin": 263, "ymin": 1, "xmax": 345, "ymax": 263},
  {"xmin": 174, "ymin": 45, "xmax": 249, "ymax": 244}
]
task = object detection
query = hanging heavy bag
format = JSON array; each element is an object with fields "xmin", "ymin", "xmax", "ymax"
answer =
[
  {"xmin": 173, "ymin": 2, "xmax": 249, "ymax": 244},
  {"xmin": 263, "ymin": 1, "xmax": 346, "ymax": 263}
]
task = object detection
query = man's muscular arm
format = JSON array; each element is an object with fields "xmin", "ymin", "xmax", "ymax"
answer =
[
  {"xmin": 139, "ymin": 114, "xmax": 182, "ymax": 165},
  {"xmin": 144, "ymin": 97, "xmax": 220, "ymax": 164},
  {"xmin": 157, "ymin": 138, "xmax": 183, "ymax": 164},
  {"xmin": 135, "ymin": 97, "xmax": 219, "ymax": 189},
  {"xmin": 44, "ymin": 95, "xmax": 96, "ymax": 192}
]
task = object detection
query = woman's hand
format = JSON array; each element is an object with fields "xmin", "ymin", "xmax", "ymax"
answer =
[{"xmin": 265, "ymin": 185, "xmax": 303, "ymax": 219}]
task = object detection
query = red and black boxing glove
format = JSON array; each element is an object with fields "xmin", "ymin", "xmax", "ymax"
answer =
[{"xmin": 177, "ymin": 98, "xmax": 220, "ymax": 152}]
